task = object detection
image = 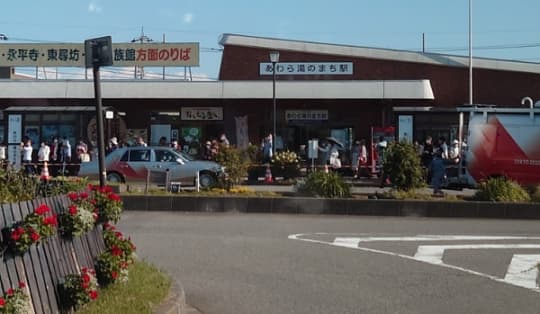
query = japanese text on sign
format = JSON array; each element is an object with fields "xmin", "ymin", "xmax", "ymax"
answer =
[
  {"xmin": 285, "ymin": 110, "xmax": 328, "ymax": 121},
  {"xmin": 260, "ymin": 62, "xmax": 353, "ymax": 75},
  {"xmin": 0, "ymin": 43, "xmax": 199, "ymax": 67},
  {"xmin": 181, "ymin": 107, "xmax": 223, "ymax": 121}
]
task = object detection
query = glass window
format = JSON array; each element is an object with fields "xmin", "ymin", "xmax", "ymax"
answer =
[
  {"xmin": 120, "ymin": 151, "xmax": 129, "ymax": 162},
  {"xmin": 25, "ymin": 114, "xmax": 40, "ymax": 122},
  {"xmin": 155, "ymin": 149, "xmax": 176, "ymax": 162},
  {"xmin": 59, "ymin": 113, "xmax": 76, "ymax": 122},
  {"xmin": 129, "ymin": 149, "xmax": 150, "ymax": 162},
  {"xmin": 43, "ymin": 114, "xmax": 58, "ymax": 122}
]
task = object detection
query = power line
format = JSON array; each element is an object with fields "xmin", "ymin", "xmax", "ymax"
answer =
[{"xmin": 423, "ymin": 42, "xmax": 540, "ymax": 53}]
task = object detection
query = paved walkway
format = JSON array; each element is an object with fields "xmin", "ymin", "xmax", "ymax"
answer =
[{"xmin": 247, "ymin": 177, "xmax": 477, "ymax": 198}]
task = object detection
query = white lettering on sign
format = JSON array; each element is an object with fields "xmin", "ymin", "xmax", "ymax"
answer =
[
  {"xmin": 0, "ymin": 43, "xmax": 200, "ymax": 67},
  {"xmin": 259, "ymin": 62, "xmax": 353, "ymax": 75},
  {"xmin": 181, "ymin": 107, "xmax": 223, "ymax": 121},
  {"xmin": 514, "ymin": 159, "xmax": 540, "ymax": 166},
  {"xmin": 285, "ymin": 110, "xmax": 328, "ymax": 121}
]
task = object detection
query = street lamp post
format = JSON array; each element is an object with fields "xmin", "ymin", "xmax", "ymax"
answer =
[{"xmin": 269, "ymin": 51, "xmax": 280, "ymax": 155}]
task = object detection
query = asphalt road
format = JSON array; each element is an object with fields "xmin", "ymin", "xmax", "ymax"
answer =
[{"xmin": 119, "ymin": 212, "xmax": 540, "ymax": 314}]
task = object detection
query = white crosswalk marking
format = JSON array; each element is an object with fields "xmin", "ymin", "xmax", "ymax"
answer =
[
  {"xmin": 290, "ymin": 233, "xmax": 540, "ymax": 292},
  {"xmin": 413, "ymin": 244, "xmax": 540, "ymax": 264},
  {"xmin": 504, "ymin": 254, "xmax": 540, "ymax": 289}
]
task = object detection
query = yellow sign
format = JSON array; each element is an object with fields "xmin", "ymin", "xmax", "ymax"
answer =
[{"xmin": 0, "ymin": 42, "xmax": 199, "ymax": 67}]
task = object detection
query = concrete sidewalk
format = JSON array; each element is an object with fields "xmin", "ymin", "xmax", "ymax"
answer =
[{"xmin": 246, "ymin": 177, "xmax": 477, "ymax": 198}]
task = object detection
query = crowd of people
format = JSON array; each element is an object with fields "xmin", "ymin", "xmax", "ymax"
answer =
[{"xmin": 103, "ymin": 132, "xmax": 231, "ymax": 162}]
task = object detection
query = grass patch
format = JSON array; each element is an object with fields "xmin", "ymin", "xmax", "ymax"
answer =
[
  {"xmin": 123, "ymin": 185, "xmax": 279, "ymax": 197},
  {"xmin": 379, "ymin": 189, "xmax": 460, "ymax": 201},
  {"xmin": 77, "ymin": 261, "xmax": 171, "ymax": 314}
]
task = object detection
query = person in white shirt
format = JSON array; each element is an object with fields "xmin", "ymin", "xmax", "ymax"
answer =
[
  {"xmin": 449, "ymin": 139, "xmax": 461, "ymax": 164},
  {"xmin": 22, "ymin": 139, "xmax": 34, "ymax": 174},
  {"xmin": 0, "ymin": 142, "xmax": 6, "ymax": 161},
  {"xmin": 38, "ymin": 142, "xmax": 50, "ymax": 162}
]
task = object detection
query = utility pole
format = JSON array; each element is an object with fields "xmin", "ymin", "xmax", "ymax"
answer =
[{"xmin": 131, "ymin": 26, "xmax": 153, "ymax": 79}]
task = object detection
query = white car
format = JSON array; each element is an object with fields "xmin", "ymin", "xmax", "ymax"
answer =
[{"xmin": 78, "ymin": 146, "xmax": 224, "ymax": 188}]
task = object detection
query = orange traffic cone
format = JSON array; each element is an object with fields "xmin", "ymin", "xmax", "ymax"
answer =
[
  {"xmin": 40, "ymin": 161, "xmax": 50, "ymax": 181},
  {"xmin": 264, "ymin": 164, "xmax": 273, "ymax": 183}
]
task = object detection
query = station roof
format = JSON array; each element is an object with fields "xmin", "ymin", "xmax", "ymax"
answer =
[
  {"xmin": 0, "ymin": 79, "xmax": 434, "ymax": 100},
  {"xmin": 219, "ymin": 33, "xmax": 540, "ymax": 74}
]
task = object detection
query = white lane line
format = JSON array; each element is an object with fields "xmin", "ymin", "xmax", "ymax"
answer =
[
  {"xmin": 356, "ymin": 235, "xmax": 540, "ymax": 242},
  {"xmin": 414, "ymin": 244, "xmax": 540, "ymax": 264},
  {"xmin": 288, "ymin": 233, "xmax": 540, "ymax": 293},
  {"xmin": 333, "ymin": 237, "xmax": 361, "ymax": 248},
  {"xmin": 504, "ymin": 254, "xmax": 540, "ymax": 289}
]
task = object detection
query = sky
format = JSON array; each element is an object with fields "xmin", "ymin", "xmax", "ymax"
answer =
[{"xmin": 1, "ymin": 0, "xmax": 539, "ymax": 80}]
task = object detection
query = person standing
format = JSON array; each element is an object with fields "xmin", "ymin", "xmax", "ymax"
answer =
[
  {"xmin": 38, "ymin": 141, "xmax": 50, "ymax": 162},
  {"xmin": 351, "ymin": 139, "xmax": 361, "ymax": 176},
  {"xmin": 136, "ymin": 136, "xmax": 147, "ymax": 147},
  {"xmin": 0, "ymin": 141, "xmax": 6, "ymax": 163},
  {"xmin": 430, "ymin": 150, "xmax": 446, "ymax": 196},
  {"xmin": 449, "ymin": 139, "xmax": 461, "ymax": 164},
  {"xmin": 376, "ymin": 136, "xmax": 390, "ymax": 187},
  {"xmin": 261, "ymin": 133, "xmax": 273, "ymax": 164},
  {"xmin": 219, "ymin": 133, "xmax": 230, "ymax": 147},
  {"xmin": 62, "ymin": 138, "xmax": 72, "ymax": 163},
  {"xmin": 354, "ymin": 139, "xmax": 368, "ymax": 179},
  {"xmin": 317, "ymin": 140, "xmax": 331, "ymax": 167},
  {"xmin": 21, "ymin": 139, "xmax": 34, "ymax": 174},
  {"xmin": 50, "ymin": 137, "xmax": 60, "ymax": 162},
  {"xmin": 438, "ymin": 136, "xmax": 449, "ymax": 160}
]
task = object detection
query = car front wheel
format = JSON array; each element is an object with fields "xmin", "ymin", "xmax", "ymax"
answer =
[
  {"xmin": 107, "ymin": 172, "xmax": 124, "ymax": 183},
  {"xmin": 198, "ymin": 172, "xmax": 216, "ymax": 188}
]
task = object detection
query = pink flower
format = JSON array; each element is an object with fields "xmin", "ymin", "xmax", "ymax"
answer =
[
  {"xmin": 108, "ymin": 193, "xmax": 121, "ymax": 202},
  {"xmin": 6, "ymin": 289, "xmax": 14, "ymax": 296},
  {"xmin": 89, "ymin": 290, "xmax": 98, "ymax": 300},
  {"xmin": 111, "ymin": 271, "xmax": 118, "ymax": 279},
  {"xmin": 68, "ymin": 192, "xmax": 79, "ymax": 201},
  {"xmin": 35, "ymin": 204, "xmax": 50, "ymax": 215},
  {"xmin": 11, "ymin": 230, "xmax": 21, "ymax": 241},
  {"xmin": 0, "ymin": 297, "xmax": 5, "ymax": 306},
  {"xmin": 18, "ymin": 282, "xmax": 26, "ymax": 289},
  {"xmin": 111, "ymin": 245, "xmax": 123, "ymax": 257},
  {"xmin": 79, "ymin": 191, "xmax": 89, "ymax": 199},
  {"xmin": 30, "ymin": 231, "xmax": 40, "ymax": 242},
  {"xmin": 68, "ymin": 205, "xmax": 78, "ymax": 216},
  {"xmin": 44, "ymin": 215, "xmax": 58, "ymax": 226}
]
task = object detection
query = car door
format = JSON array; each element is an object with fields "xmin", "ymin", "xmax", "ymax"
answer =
[
  {"xmin": 117, "ymin": 148, "xmax": 151, "ymax": 182},
  {"xmin": 151, "ymin": 148, "xmax": 192, "ymax": 185}
]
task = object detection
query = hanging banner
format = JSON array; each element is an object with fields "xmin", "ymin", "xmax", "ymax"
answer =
[
  {"xmin": 0, "ymin": 42, "xmax": 199, "ymax": 67},
  {"xmin": 235, "ymin": 115, "xmax": 249, "ymax": 149}
]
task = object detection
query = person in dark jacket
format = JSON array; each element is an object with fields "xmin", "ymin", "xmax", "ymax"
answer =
[{"xmin": 430, "ymin": 150, "xmax": 446, "ymax": 195}]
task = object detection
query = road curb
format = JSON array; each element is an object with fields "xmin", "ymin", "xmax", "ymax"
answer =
[
  {"xmin": 123, "ymin": 195, "xmax": 540, "ymax": 219},
  {"xmin": 153, "ymin": 280, "xmax": 187, "ymax": 314}
]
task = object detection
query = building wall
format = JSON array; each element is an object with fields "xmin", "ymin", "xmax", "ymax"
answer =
[{"xmin": 219, "ymin": 45, "xmax": 540, "ymax": 107}]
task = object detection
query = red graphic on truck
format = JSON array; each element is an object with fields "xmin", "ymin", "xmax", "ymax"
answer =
[{"xmin": 465, "ymin": 106, "xmax": 540, "ymax": 185}]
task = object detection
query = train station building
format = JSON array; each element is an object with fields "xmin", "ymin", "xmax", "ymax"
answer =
[{"xmin": 1, "ymin": 33, "xmax": 540, "ymax": 165}]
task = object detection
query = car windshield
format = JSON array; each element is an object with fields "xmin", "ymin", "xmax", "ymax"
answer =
[{"xmin": 178, "ymin": 151, "xmax": 195, "ymax": 162}]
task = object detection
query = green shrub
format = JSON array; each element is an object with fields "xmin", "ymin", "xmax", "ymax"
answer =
[
  {"xmin": 382, "ymin": 141, "xmax": 425, "ymax": 191},
  {"xmin": 296, "ymin": 171, "xmax": 351, "ymax": 198},
  {"xmin": 0, "ymin": 168, "xmax": 40, "ymax": 203},
  {"xmin": 474, "ymin": 177, "xmax": 531, "ymax": 202},
  {"xmin": 242, "ymin": 143, "xmax": 260, "ymax": 164},
  {"xmin": 531, "ymin": 186, "xmax": 540, "ymax": 203},
  {"xmin": 215, "ymin": 145, "xmax": 250, "ymax": 190}
]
